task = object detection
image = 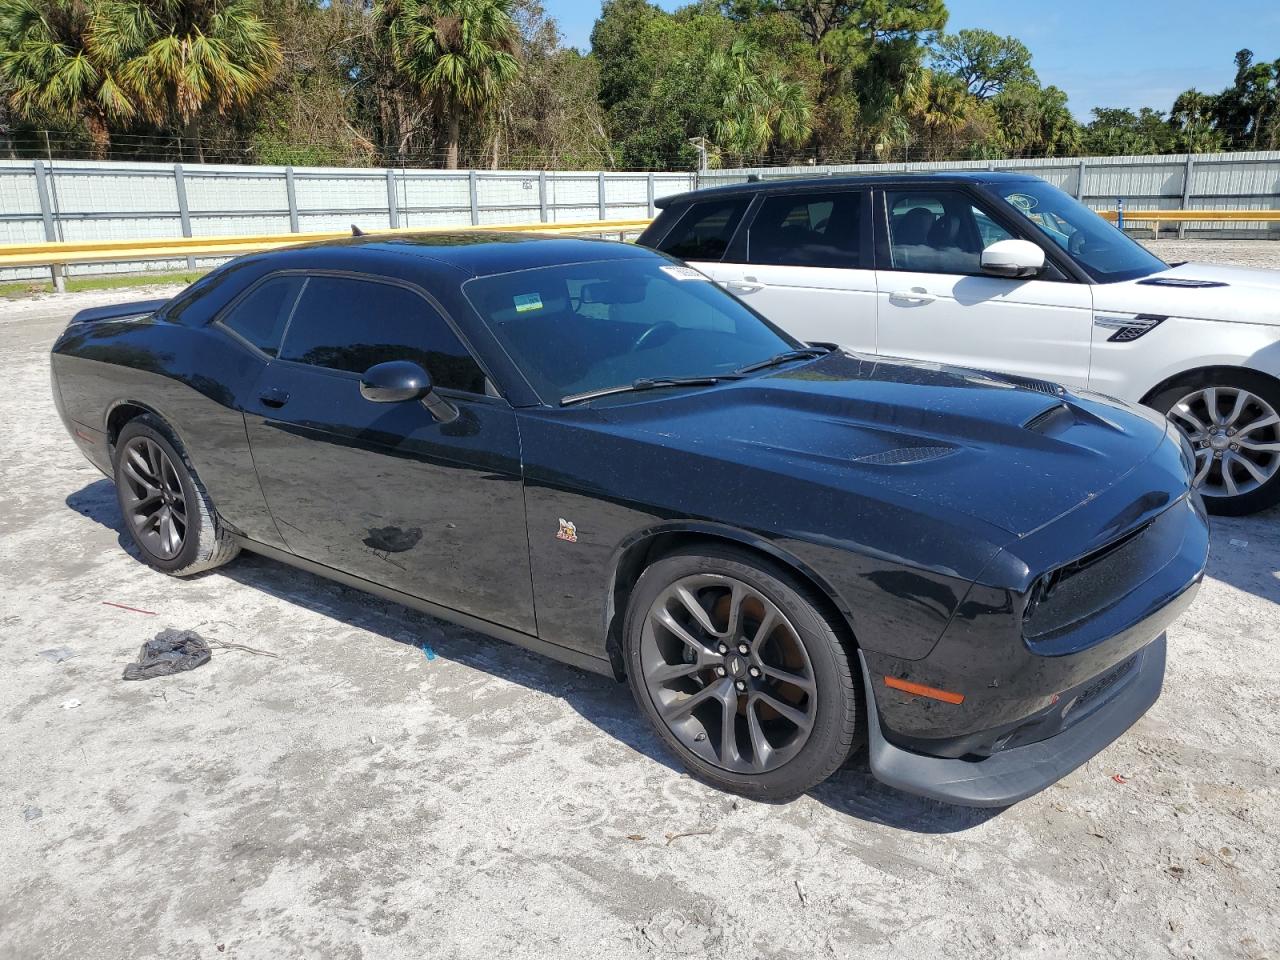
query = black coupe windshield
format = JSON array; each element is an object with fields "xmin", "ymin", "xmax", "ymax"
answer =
[
  {"xmin": 988, "ymin": 180, "xmax": 1167, "ymax": 283},
  {"xmin": 464, "ymin": 258, "xmax": 801, "ymax": 404}
]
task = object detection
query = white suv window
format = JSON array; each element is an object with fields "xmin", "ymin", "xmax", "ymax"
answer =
[
  {"xmin": 746, "ymin": 191, "xmax": 863, "ymax": 268},
  {"xmin": 886, "ymin": 191, "xmax": 1012, "ymax": 276}
]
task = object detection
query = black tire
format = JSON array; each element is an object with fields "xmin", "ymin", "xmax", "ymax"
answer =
[
  {"xmin": 112, "ymin": 415, "xmax": 240, "ymax": 576},
  {"xmin": 1147, "ymin": 368, "xmax": 1280, "ymax": 516},
  {"xmin": 623, "ymin": 544, "xmax": 862, "ymax": 801}
]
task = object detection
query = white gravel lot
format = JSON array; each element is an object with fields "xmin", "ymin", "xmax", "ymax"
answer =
[{"xmin": 1, "ymin": 243, "xmax": 1279, "ymax": 960}]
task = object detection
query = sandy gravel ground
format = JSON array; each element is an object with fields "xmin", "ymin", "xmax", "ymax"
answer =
[{"xmin": 2, "ymin": 246, "xmax": 1279, "ymax": 960}]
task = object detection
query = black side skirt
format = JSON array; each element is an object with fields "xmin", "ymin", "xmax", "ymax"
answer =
[{"xmin": 232, "ymin": 536, "xmax": 616, "ymax": 678}]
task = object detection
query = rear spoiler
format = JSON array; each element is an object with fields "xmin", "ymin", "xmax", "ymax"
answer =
[{"xmin": 69, "ymin": 298, "xmax": 172, "ymax": 325}]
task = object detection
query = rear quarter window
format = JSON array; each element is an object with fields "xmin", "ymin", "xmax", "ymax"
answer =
[
  {"xmin": 217, "ymin": 275, "xmax": 305, "ymax": 356},
  {"xmin": 657, "ymin": 198, "xmax": 749, "ymax": 261}
]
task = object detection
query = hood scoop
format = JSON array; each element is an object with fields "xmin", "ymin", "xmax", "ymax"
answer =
[
  {"xmin": 1137, "ymin": 276, "xmax": 1228, "ymax": 289},
  {"xmin": 852, "ymin": 444, "xmax": 957, "ymax": 466}
]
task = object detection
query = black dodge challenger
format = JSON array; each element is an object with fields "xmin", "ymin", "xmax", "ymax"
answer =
[{"xmin": 51, "ymin": 232, "xmax": 1209, "ymax": 807}]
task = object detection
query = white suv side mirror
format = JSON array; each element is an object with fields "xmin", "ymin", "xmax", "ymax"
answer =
[{"xmin": 981, "ymin": 239, "xmax": 1045, "ymax": 279}]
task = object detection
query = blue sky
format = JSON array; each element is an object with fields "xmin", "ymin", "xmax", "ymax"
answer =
[{"xmin": 544, "ymin": 0, "xmax": 1280, "ymax": 120}]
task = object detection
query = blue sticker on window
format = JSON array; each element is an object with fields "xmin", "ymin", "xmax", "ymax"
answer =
[{"xmin": 514, "ymin": 292, "xmax": 544, "ymax": 313}]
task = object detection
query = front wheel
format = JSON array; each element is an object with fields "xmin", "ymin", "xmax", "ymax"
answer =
[
  {"xmin": 1149, "ymin": 371, "xmax": 1280, "ymax": 516},
  {"xmin": 623, "ymin": 545, "xmax": 862, "ymax": 800}
]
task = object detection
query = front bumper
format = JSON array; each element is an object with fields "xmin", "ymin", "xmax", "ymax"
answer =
[{"xmin": 858, "ymin": 632, "xmax": 1167, "ymax": 807}]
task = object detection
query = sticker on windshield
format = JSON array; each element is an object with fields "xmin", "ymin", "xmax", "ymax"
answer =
[
  {"xmin": 660, "ymin": 265, "xmax": 709, "ymax": 281},
  {"xmin": 1005, "ymin": 193, "xmax": 1039, "ymax": 213},
  {"xmin": 513, "ymin": 292, "xmax": 543, "ymax": 313}
]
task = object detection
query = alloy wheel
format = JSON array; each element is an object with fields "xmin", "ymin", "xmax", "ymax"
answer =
[
  {"xmin": 639, "ymin": 573, "xmax": 817, "ymax": 774},
  {"xmin": 1168, "ymin": 386, "xmax": 1280, "ymax": 499},
  {"xmin": 119, "ymin": 436, "xmax": 188, "ymax": 560}
]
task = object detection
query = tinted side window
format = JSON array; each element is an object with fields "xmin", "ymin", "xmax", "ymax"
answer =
[
  {"xmin": 219, "ymin": 275, "xmax": 304, "ymax": 356},
  {"xmin": 886, "ymin": 190, "xmax": 1011, "ymax": 275},
  {"xmin": 280, "ymin": 276, "xmax": 486, "ymax": 393},
  {"xmin": 748, "ymin": 191, "xmax": 862, "ymax": 268},
  {"xmin": 658, "ymin": 198, "xmax": 749, "ymax": 261}
]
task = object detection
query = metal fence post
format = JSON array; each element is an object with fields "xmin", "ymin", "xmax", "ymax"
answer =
[
  {"xmin": 32, "ymin": 159, "xmax": 64, "ymax": 292},
  {"xmin": 468, "ymin": 170, "xmax": 479, "ymax": 226},
  {"xmin": 1075, "ymin": 158, "xmax": 1088, "ymax": 201},
  {"xmin": 285, "ymin": 166, "xmax": 301, "ymax": 232},
  {"xmin": 647, "ymin": 173, "xmax": 656, "ymax": 218},
  {"xmin": 538, "ymin": 171, "xmax": 548, "ymax": 223},
  {"xmin": 385, "ymin": 168, "xmax": 399, "ymax": 229},
  {"xmin": 174, "ymin": 163, "xmax": 196, "ymax": 269},
  {"xmin": 597, "ymin": 171, "xmax": 607, "ymax": 220},
  {"xmin": 1179, "ymin": 156, "xmax": 1196, "ymax": 239}
]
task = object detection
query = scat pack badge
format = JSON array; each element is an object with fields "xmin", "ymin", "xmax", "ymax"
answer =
[{"xmin": 556, "ymin": 518, "xmax": 578, "ymax": 543}]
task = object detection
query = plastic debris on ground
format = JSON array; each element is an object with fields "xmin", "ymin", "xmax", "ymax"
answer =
[
  {"xmin": 60, "ymin": 699, "xmax": 81, "ymax": 710},
  {"xmin": 23, "ymin": 807, "xmax": 42, "ymax": 821},
  {"xmin": 122, "ymin": 628, "xmax": 212, "ymax": 681},
  {"xmin": 38, "ymin": 647, "xmax": 76, "ymax": 663}
]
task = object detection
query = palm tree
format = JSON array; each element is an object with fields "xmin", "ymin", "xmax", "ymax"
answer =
[
  {"xmin": 380, "ymin": 0, "xmax": 520, "ymax": 169},
  {"xmin": 0, "ymin": 0, "xmax": 134, "ymax": 159},
  {"xmin": 712, "ymin": 38, "xmax": 811, "ymax": 164},
  {"xmin": 1170, "ymin": 89, "xmax": 1225, "ymax": 153},
  {"xmin": 93, "ymin": 0, "xmax": 281, "ymax": 162}
]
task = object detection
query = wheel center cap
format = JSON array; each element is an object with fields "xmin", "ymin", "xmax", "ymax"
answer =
[
  {"xmin": 727, "ymin": 656, "xmax": 747, "ymax": 678},
  {"xmin": 1210, "ymin": 431, "xmax": 1230, "ymax": 451}
]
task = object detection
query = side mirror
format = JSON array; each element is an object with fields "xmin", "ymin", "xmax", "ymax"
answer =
[
  {"xmin": 360, "ymin": 360, "xmax": 432, "ymax": 403},
  {"xmin": 360, "ymin": 360, "xmax": 459, "ymax": 423},
  {"xmin": 981, "ymin": 239, "xmax": 1045, "ymax": 279}
]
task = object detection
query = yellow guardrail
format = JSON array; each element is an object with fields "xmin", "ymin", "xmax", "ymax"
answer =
[
  {"xmin": 1096, "ymin": 207, "xmax": 1280, "ymax": 238},
  {"xmin": 0, "ymin": 219, "xmax": 654, "ymax": 270},
  {"xmin": 1098, "ymin": 209, "xmax": 1280, "ymax": 223}
]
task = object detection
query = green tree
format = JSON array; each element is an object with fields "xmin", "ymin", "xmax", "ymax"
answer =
[
  {"xmin": 487, "ymin": 0, "xmax": 611, "ymax": 168},
  {"xmin": 0, "ymin": 0, "xmax": 134, "ymax": 158},
  {"xmin": 1083, "ymin": 106, "xmax": 1173, "ymax": 156},
  {"xmin": 992, "ymin": 81, "xmax": 1080, "ymax": 156},
  {"xmin": 381, "ymin": 0, "xmax": 520, "ymax": 168},
  {"xmin": 94, "ymin": 0, "xmax": 281, "ymax": 161},
  {"xmin": 712, "ymin": 37, "xmax": 811, "ymax": 161},
  {"xmin": 721, "ymin": 0, "xmax": 947, "ymax": 157},
  {"xmin": 1213, "ymin": 49, "xmax": 1278, "ymax": 149},
  {"xmin": 1170, "ymin": 88, "xmax": 1225, "ymax": 153},
  {"xmin": 932, "ymin": 28, "xmax": 1035, "ymax": 99}
]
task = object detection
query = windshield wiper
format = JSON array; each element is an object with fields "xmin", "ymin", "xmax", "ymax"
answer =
[
  {"xmin": 733, "ymin": 347, "xmax": 830, "ymax": 375},
  {"xmin": 560, "ymin": 376, "xmax": 733, "ymax": 406}
]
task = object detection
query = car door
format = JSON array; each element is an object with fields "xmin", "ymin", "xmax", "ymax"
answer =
[
  {"xmin": 242, "ymin": 272, "xmax": 536, "ymax": 635},
  {"xmin": 701, "ymin": 189, "xmax": 877, "ymax": 353},
  {"xmin": 874, "ymin": 187, "xmax": 1094, "ymax": 389}
]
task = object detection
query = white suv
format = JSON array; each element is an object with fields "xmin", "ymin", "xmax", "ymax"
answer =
[{"xmin": 638, "ymin": 173, "xmax": 1280, "ymax": 515}]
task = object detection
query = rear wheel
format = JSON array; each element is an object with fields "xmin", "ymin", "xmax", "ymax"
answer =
[
  {"xmin": 624, "ymin": 545, "xmax": 862, "ymax": 800},
  {"xmin": 112, "ymin": 416, "xmax": 240, "ymax": 575},
  {"xmin": 1149, "ymin": 370, "xmax": 1280, "ymax": 515}
]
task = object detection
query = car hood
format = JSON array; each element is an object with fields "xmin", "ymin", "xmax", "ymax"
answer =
[
  {"xmin": 1095, "ymin": 262, "xmax": 1280, "ymax": 326},
  {"xmin": 594, "ymin": 351, "xmax": 1173, "ymax": 539}
]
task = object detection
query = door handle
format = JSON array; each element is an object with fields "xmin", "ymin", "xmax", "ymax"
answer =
[
  {"xmin": 725, "ymin": 276, "xmax": 764, "ymax": 293},
  {"xmin": 889, "ymin": 287, "xmax": 935, "ymax": 305},
  {"xmin": 258, "ymin": 387, "xmax": 290, "ymax": 409}
]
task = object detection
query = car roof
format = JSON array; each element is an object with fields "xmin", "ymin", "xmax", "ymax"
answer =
[
  {"xmin": 276, "ymin": 231, "xmax": 656, "ymax": 278},
  {"xmin": 656, "ymin": 170, "xmax": 1040, "ymax": 209}
]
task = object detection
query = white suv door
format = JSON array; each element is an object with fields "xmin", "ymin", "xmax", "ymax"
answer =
[
  {"xmin": 874, "ymin": 187, "xmax": 1094, "ymax": 389},
  {"xmin": 694, "ymin": 189, "xmax": 877, "ymax": 354}
]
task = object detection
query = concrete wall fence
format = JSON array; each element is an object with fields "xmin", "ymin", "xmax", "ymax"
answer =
[
  {"xmin": 2, "ymin": 149, "xmax": 1279, "ymax": 282},
  {"xmin": 0, "ymin": 161, "xmax": 697, "ymax": 281}
]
